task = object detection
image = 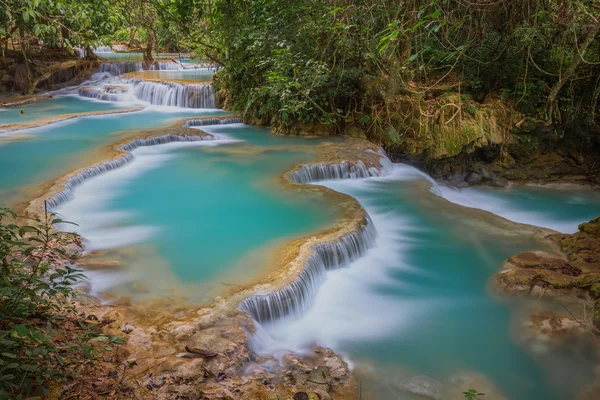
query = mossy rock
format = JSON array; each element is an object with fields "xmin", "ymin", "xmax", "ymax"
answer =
[
  {"xmin": 590, "ymin": 283, "xmax": 600, "ymax": 299},
  {"xmin": 578, "ymin": 217, "xmax": 600, "ymax": 236}
]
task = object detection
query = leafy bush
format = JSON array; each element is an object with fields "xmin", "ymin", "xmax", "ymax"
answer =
[{"xmin": 0, "ymin": 207, "xmax": 85, "ymax": 398}]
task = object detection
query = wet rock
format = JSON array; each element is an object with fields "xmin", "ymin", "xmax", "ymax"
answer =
[
  {"xmin": 121, "ymin": 323, "xmax": 136, "ymax": 334},
  {"xmin": 448, "ymin": 173, "xmax": 468, "ymax": 188},
  {"xmin": 489, "ymin": 177, "xmax": 509, "ymax": 187},
  {"xmin": 465, "ymin": 172, "xmax": 482, "ymax": 185}
]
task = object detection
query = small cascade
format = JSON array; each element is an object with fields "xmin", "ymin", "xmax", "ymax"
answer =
[
  {"xmin": 94, "ymin": 46, "xmax": 113, "ymax": 53},
  {"xmin": 47, "ymin": 134, "xmax": 212, "ymax": 210},
  {"xmin": 78, "ymin": 86, "xmax": 127, "ymax": 102},
  {"xmin": 376, "ymin": 148, "xmax": 395, "ymax": 176},
  {"xmin": 150, "ymin": 62, "xmax": 184, "ymax": 71},
  {"xmin": 238, "ymin": 214, "xmax": 377, "ymax": 324},
  {"xmin": 185, "ymin": 117, "xmax": 241, "ymax": 127},
  {"xmin": 97, "ymin": 62, "xmax": 143, "ymax": 76},
  {"xmin": 133, "ymin": 81, "xmax": 215, "ymax": 108},
  {"xmin": 288, "ymin": 161, "xmax": 379, "ymax": 183}
]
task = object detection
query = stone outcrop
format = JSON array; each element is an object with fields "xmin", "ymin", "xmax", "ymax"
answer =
[{"xmin": 496, "ymin": 217, "xmax": 600, "ymax": 319}]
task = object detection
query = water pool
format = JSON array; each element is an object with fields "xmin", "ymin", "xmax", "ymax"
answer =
[{"xmin": 0, "ymin": 95, "xmax": 127, "ymax": 126}]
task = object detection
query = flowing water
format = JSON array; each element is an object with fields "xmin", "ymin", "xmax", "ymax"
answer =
[
  {"xmin": 0, "ymin": 106, "xmax": 229, "ymax": 205},
  {"xmin": 250, "ymin": 166, "xmax": 600, "ymax": 400},
  {"xmin": 2, "ymin": 61, "xmax": 600, "ymax": 399},
  {"xmin": 0, "ymin": 95, "xmax": 127, "ymax": 125}
]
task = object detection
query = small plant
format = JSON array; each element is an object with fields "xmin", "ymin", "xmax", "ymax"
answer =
[
  {"xmin": 0, "ymin": 206, "xmax": 85, "ymax": 398},
  {"xmin": 463, "ymin": 388, "xmax": 485, "ymax": 400}
]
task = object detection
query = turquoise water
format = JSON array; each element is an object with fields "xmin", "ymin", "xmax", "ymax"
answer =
[
  {"xmin": 0, "ymin": 95, "xmax": 125, "ymax": 125},
  {"xmin": 56, "ymin": 124, "xmax": 338, "ymax": 301},
  {"xmin": 258, "ymin": 168, "xmax": 600, "ymax": 400},
  {"xmin": 135, "ymin": 69, "xmax": 214, "ymax": 82},
  {"xmin": 440, "ymin": 185, "xmax": 600, "ymax": 233},
  {"xmin": 0, "ymin": 108, "xmax": 229, "ymax": 206}
]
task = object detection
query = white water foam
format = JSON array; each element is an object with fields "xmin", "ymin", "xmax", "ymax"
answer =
[
  {"xmin": 248, "ymin": 165, "xmax": 435, "ymax": 358},
  {"xmin": 438, "ymin": 186, "xmax": 584, "ymax": 233}
]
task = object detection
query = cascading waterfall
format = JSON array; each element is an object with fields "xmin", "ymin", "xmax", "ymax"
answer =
[
  {"xmin": 288, "ymin": 161, "xmax": 380, "ymax": 183},
  {"xmin": 238, "ymin": 153, "xmax": 396, "ymax": 324},
  {"xmin": 46, "ymin": 134, "xmax": 213, "ymax": 210},
  {"xmin": 97, "ymin": 62, "xmax": 143, "ymax": 76},
  {"xmin": 94, "ymin": 46, "xmax": 113, "ymax": 53},
  {"xmin": 77, "ymin": 77, "xmax": 216, "ymax": 109},
  {"xmin": 78, "ymin": 86, "xmax": 126, "ymax": 102},
  {"xmin": 133, "ymin": 81, "xmax": 215, "ymax": 108},
  {"xmin": 150, "ymin": 62, "xmax": 184, "ymax": 71},
  {"xmin": 185, "ymin": 117, "xmax": 241, "ymax": 127},
  {"xmin": 238, "ymin": 214, "xmax": 377, "ymax": 324}
]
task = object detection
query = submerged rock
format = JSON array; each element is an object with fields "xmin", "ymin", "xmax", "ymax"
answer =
[{"xmin": 403, "ymin": 375, "xmax": 444, "ymax": 399}]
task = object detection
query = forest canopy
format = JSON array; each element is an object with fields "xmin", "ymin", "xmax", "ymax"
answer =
[{"xmin": 2, "ymin": 0, "xmax": 599, "ymax": 140}]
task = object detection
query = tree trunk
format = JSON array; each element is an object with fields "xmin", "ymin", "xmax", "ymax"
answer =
[
  {"xmin": 143, "ymin": 32, "xmax": 155, "ymax": 70},
  {"xmin": 85, "ymin": 46, "xmax": 98, "ymax": 60},
  {"xmin": 19, "ymin": 28, "xmax": 33, "ymax": 94},
  {"xmin": 545, "ymin": 24, "xmax": 599, "ymax": 124}
]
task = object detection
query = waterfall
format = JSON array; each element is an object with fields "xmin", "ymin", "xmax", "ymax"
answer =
[
  {"xmin": 133, "ymin": 81, "xmax": 215, "ymax": 108},
  {"xmin": 47, "ymin": 134, "xmax": 212, "ymax": 210},
  {"xmin": 94, "ymin": 46, "xmax": 113, "ymax": 53},
  {"xmin": 288, "ymin": 161, "xmax": 380, "ymax": 183},
  {"xmin": 185, "ymin": 118, "xmax": 241, "ymax": 127},
  {"xmin": 78, "ymin": 86, "xmax": 126, "ymax": 102},
  {"xmin": 150, "ymin": 62, "xmax": 183, "ymax": 71},
  {"xmin": 78, "ymin": 78, "xmax": 216, "ymax": 109},
  {"xmin": 97, "ymin": 62, "xmax": 143, "ymax": 76},
  {"xmin": 238, "ymin": 214, "xmax": 377, "ymax": 324},
  {"xmin": 236, "ymin": 152, "xmax": 400, "ymax": 323}
]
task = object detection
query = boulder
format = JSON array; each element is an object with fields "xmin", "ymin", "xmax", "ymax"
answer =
[{"xmin": 465, "ymin": 172, "xmax": 482, "ymax": 185}]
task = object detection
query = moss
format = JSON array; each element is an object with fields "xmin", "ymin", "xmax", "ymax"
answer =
[
  {"xmin": 590, "ymin": 283, "xmax": 600, "ymax": 299},
  {"xmin": 579, "ymin": 217, "xmax": 600, "ymax": 236},
  {"xmin": 594, "ymin": 301, "xmax": 600, "ymax": 329}
]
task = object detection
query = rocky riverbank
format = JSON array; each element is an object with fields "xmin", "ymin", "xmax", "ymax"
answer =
[{"xmin": 495, "ymin": 217, "xmax": 600, "ymax": 399}]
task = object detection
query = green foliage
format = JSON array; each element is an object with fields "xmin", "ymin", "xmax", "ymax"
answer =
[
  {"xmin": 0, "ymin": 207, "xmax": 87, "ymax": 398},
  {"xmin": 199, "ymin": 0, "xmax": 600, "ymax": 137},
  {"xmin": 463, "ymin": 388, "xmax": 485, "ymax": 400}
]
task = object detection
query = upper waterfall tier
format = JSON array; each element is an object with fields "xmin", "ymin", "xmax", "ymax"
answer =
[
  {"xmin": 78, "ymin": 79, "xmax": 216, "ymax": 109},
  {"xmin": 132, "ymin": 81, "xmax": 215, "ymax": 108},
  {"xmin": 96, "ymin": 62, "xmax": 213, "ymax": 76}
]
